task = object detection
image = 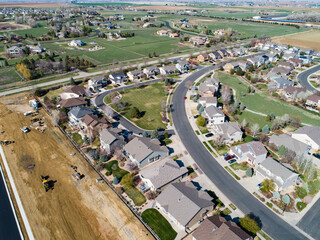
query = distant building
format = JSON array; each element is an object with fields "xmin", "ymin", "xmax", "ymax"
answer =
[{"xmin": 69, "ymin": 39, "xmax": 85, "ymax": 47}]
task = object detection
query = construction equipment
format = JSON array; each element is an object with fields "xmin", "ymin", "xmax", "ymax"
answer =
[
  {"xmin": 21, "ymin": 126, "xmax": 30, "ymax": 133},
  {"xmin": 71, "ymin": 165, "xmax": 85, "ymax": 181},
  {"xmin": 0, "ymin": 140, "xmax": 14, "ymax": 145},
  {"xmin": 31, "ymin": 117, "xmax": 39, "ymax": 123},
  {"xmin": 41, "ymin": 176, "xmax": 55, "ymax": 192}
]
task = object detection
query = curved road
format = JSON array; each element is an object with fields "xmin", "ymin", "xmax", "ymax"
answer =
[
  {"xmin": 298, "ymin": 65, "xmax": 320, "ymax": 91},
  {"xmin": 94, "ymin": 78, "xmax": 175, "ymax": 135},
  {"xmin": 171, "ymin": 65, "xmax": 306, "ymax": 240}
]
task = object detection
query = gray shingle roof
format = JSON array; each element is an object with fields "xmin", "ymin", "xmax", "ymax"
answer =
[
  {"xmin": 140, "ymin": 158, "xmax": 188, "ymax": 189},
  {"xmin": 293, "ymin": 126, "xmax": 320, "ymax": 146},
  {"xmin": 269, "ymin": 134, "xmax": 310, "ymax": 154},
  {"xmin": 204, "ymin": 106, "xmax": 224, "ymax": 117},
  {"xmin": 100, "ymin": 128, "xmax": 123, "ymax": 145},
  {"xmin": 69, "ymin": 106, "xmax": 95, "ymax": 119},
  {"xmin": 156, "ymin": 182, "xmax": 213, "ymax": 226},
  {"xmin": 124, "ymin": 137, "xmax": 169, "ymax": 163}
]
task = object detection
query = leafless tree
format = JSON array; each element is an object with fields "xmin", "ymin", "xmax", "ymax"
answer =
[
  {"xmin": 283, "ymin": 149, "xmax": 296, "ymax": 163},
  {"xmin": 222, "ymin": 89, "xmax": 231, "ymax": 106},
  {"xmin": 241, "ymin": 118, "xmax": 247, "ymax": 128},
  {"xmin": 51, "ymin": 110, "xmax": 60, "ymax": 126},
  {"xmin": 251, "ymin": 123, "xmax": 260, "ymax": 137},
  {"xmin": 215, "ymin": 134, "xmax": 225, "ymax": 147},
  {"xmin": 114, "ymin": 147, "xmax": 124, "ymax": 160},
  {"xmin": 27, "ymin": 18, "xmax": 38, "ymax": 28},
  {"xmin": 161, "ymin": 100, "xmax": 167, "ymax": 112}
]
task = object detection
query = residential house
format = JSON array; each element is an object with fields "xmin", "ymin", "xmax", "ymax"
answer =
[
  {"xmin": 224, "ymin": 62, "xmax": 239, "ymax": 72},
  {"xmin": 197, "ymin": 53, "xmax": 210, "ymax": 62},
  {"xmin": 209, "ymin": 51, "xmax": 222, "ymax": 60},
  {"xmin": 69, "ymin": 39, "xmax": 85, "ymax": 47},
  {"xmin": 124, "ymin": 137, "xmax": 169, "ymax": 168},
  {"xmin": 257, "ymin": 157, "xmax": 299, "ymax": 190},
  {"xmin": 88, "ymin": 76, "xmax": 108, "ymax": 91},
  {"xmin": 269, "ymin": 134, "xmax": 310, "ymax": 155},
  {"xmin": 269, "ymin": 77, "xmax": 294, "ymax": 90},
  {"xmin": 265, "ymin": 53, "xmax": 279, "ymax": 63},
  {"xmin": 169, "ymin": 32, "xmax": 179, "ymax": 38},
  {"xmin": 59, "ymin": 85, "xmax": 87, "ymax": 100},
  {"xmin": 189, "ymin": 36, "xmax": 207, "ymax": 46},
  {"xmin": 155, "ymin": 182, "xmax": 214, "ymax": 228},
  {"xmin": 237, "ymin": 60, "xmax": 249, "ymax": 71},
  {"xmin": 157, "ymin": 29, "xmax": 172, "ymax": 36},
  {"xmin": 159, "ymin": 65, "xmax": 177, "ymax": 75},
  {"xmin": 175, "ymin": 59, "xmax": 189, "ymax": 73},
  {"xmin": 30, "ymin": 43, "xmax": 45, "ymax": 54},
  {"xmin": 59, "ymin": 97, "xmax": 86, "ymax": 109},
  {"xmin": 100, "ymin": 128, "xmax": 125, "ymax": 154},
  {"xmin": 270, "ymin": 67, "xmax": 291, "ymax": 77},
  {"xmin": 230, "ymin": 141, "xmax": 268, "ymax": 165},
  {"xmin": 127, "ymin": 69, "xmax": 144, "ymax": 81},
  {"xmin": 300, "ymin": 48, "xmax": 313, "ymax": 56},
  {"xmin": 282, "ymin": 86, "xmax": 307, "ymax": 101},
  {"xmin": 80, "ymin": 114, "xmax": 109, "ymax": 138},
  {"xmin": 203, "ymin": 106, "xmax": 225, "ymax": 126},
  {"xmin": 139, "ymin": 158, "xmax": 188, "ymax": 191},
  {"xmin": 218, "ymin": 49, "xmax": 229, "ymax": 57},
  {"xmin": 247, "ymin": 56, "xmax": 263, "ymax": 67},
  {"xmin": 214, "ymin": 29, "xmax": 225, "ymax": 36},
  {"xmin": 299, "ymin": 55, "xmax": 312, "ymax": 65},
  {"xmin": 68, "ymin": 106, "xmax": 96, "ymax": 127},
  {"xmin": 291, "ymin": 126, "xmax": 320, "ymax": 151},
  {"xmin": 211, "ymin": 122, "xmax": 243, "ymax": 144},
  {"xmin": 306, "ymin": 94, "xmax": 320, "ymax": 109},
  {"xmin": 192, "ymin": 215, "xmax": 252, "ymax": 240},
  {"xmin": 6, "ymin": 46, "xmax": 24, "ymax": 55},
  {"xmin": 282, "ymin": 53, "xmax": 296, "ymax": 61},
  {"xmin": 278, "ymin": 62, "xmax": 294, "ymax": 70},
  {"xmin": 109, "ymin": 72, "xmax": 127, "ymax": 85},
  {"xmin": 289, "ymin": 58, "xmax": 303, "ymax": 68},
  {"xmin": 143, "ymin": 66, "xmax": 160, "ymax": 78},
  {"xmin": 198, "ymin": 78, "xmax": 220, "ymax": 96},
  {"xmin": 198, "ymin": 96, "xmax": 217, "ymax": 108}
]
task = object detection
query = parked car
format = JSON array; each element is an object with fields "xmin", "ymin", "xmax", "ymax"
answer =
[
  {"xmin": 223, "ymin": 153, "xmax": 229, "ymax": 157},
  {"xmin": 205, "ymin": 133, "xmax": 213, "ymax": 137},
  {"xmin": 193, "ymin": 115, "xmax": 199, "ymax": 119},
  {"xmin": 228, "ymin": 159, "xmax": 236, "ymax": 164},
  {"xmin": 224, "ymin": 155, "xmax": 235, "ymax": 160},
  {"xmin": 313, "ymin": 153, "xmax": 320, "ymax": 159},
  {"xmin": 257, "ymin": 183, "xmax": 262, "ymax": 188},
  {"xmin": 184, "ymin": 96, "xmax": 187, "ymax": 100}
]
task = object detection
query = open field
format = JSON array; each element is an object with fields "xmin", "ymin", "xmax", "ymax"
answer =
[
  {"xmin": 272, "ymin": 30, "xmax": 320, "ymax": 50},
  {"xmin": 0, "ymin": 22, "xmax": 31, "ymax": 32},
  {"xmin": 0, "ymin": 3, "xmax": 67, "ymax": 8},
  {"xmin": 0, "ymin": 94, "xmax": 152, "ymax": 240},
  {"xmin": 108, "ymin": 82, "xmax": 167, "ymax": 130},
  {"xmin": 217, "ymin": 72, "xmax": 320, "ymax": 126},
  {"xmin": 0, "ymin": 67, "xmax": 22, "ymax": 85}
]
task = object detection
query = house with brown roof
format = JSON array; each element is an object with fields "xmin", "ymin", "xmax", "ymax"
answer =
[
  {"xmin": 306, "ymin": 94, "xmax": 320, "ymax": 109},
  {"xmin": 278, "ymin": 61, "xmax": 294, "ymax": 70},
  {"xmin": 59, "ymin": 85, "xmax": 87, "ymax": 100},
  {"xmin": 59, "ymin": 97, "xmax": 87, "ymax": 109},
  {"xmin": 197, "ymin": 53, "xmax": 210, "ymax": 62},
  {"xmin": 155, "ymin": 181, "xmax": 214, "ymax": 228},
  {"xmin": 79, "ymin": 114, "xmax": 109, "ymax": 138},
  {"xmin": 192, "ymin": 215, "xmax": 252, "ymax": 240},
  {"xmin": 289, "ymin": 58, "xmax": 303, "ymax": 68},
  {"xmin": 230, "ymin": 141, "xmax": 268, "ymax": 165},
  {"xmin": 139, "ymin": 157, "xmax": 188, "ymax": 191},
  {"xmin": 198, "ymin": 78, "xmax": 220, "ymax": 96},
  {"xmin": 124, "ymin": 137, "xmax": 169, "ymax": 168},
  {"xmin": 282, "ymin": 86, "xmax": 307, "ymax": 101}
]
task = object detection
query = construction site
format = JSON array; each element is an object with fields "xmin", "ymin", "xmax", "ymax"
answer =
[{"xmin": 0, "ymin": 93, "xmax": 153, "ymax": 240}]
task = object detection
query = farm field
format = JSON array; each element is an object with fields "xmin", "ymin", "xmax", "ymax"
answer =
[
  {"xmin": 0, "ymin": 94, "xmax": 153, "ymax": 240},
  {"xmin": 272, "ymin": 30, "xmax": 320, "ymax": 50},
  {"xmin": 217, "ymin": 72, "xmax": 320, "ymax": 126},
  {"xmin": 0, "ymin": 26, "xmax": 49, "ymax": 38},
  {"xmin": 108, "ymin": 82, "xmax": 167, "ymax": 130},
  {"xmin": 194, "ymin": 19, "xmax": 305, "ymax": 38}
]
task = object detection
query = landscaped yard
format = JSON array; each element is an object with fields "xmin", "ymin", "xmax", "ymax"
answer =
[
  {"xmin": 208, "ymin": 140, "xmax": 230, "ymax": 155},
  {"xmin": 217, "ymin": 72, "xmax": 320, "ymax": 126},
  {"xmin": 72, "ymin": 133, "xmax": 84, "ymax": 145},
  {"xmin": 107, "ymin": 82, "xmax": 167, "ymax": 130},
  {"xmin": 105, "ymin": 160, "xmax": 129, "ymax": 179},
  {"xmin": 230, "ymin": 162, "xmax": 249, "ymax": 171},
  {"xmin": 123, "ymin": 185, "xmax": 146, "ymax": 206},
  {"xmin": 141, "ymin": 209, "xmax": 177, "ymax": 240}
]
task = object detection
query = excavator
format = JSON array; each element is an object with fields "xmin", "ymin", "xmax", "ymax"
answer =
[{"xmin": 41, "ymin": 176, "xmax": 55, "ymax": 192}]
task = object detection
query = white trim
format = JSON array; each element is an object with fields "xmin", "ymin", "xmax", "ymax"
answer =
[{"xmin": 0, "ymin": 145, "xmax": 35, "ymax": 240}]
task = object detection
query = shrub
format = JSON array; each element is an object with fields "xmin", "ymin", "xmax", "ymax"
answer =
[
  {"xmin": 296, "ymin": 202, "xmax": 307, "ymax": 211},
  {"xmin": 266, "ymin": 202, "xmax": 273, "ymax": 208},
  {"xmin": 196, "ymin": 116, "xmax": 206, "ymax": 127},
  {"xmin": 106, "ymin": 171, "xmax": 112, "ymax": 176},
  {"xmin": 239, "ymin": 215, "xmax": 260, "ymax": 235},
  {"xmin": 246, "ymin": 168, "xmax": 254, "ymax": 177},
  {"xmin": 121, "ymin": 173, "xmax": 134, "ymax": 187},
  {"xmin": 113, "ymin": 176, "xmax": 120, "ymax": 185},
  {"xmin": 296, "ymin": 187, "xmax": 307, "ymax": 199},
  {"xmin": 128, "ymin": 107, "xmax": 141, "ymax": 118},
  {"xmin": 262, "ymin": 125, "xmax": 270, "ymax": 134}
]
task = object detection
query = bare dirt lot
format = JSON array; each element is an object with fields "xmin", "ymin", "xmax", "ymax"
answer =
[
  {"xmin": 272, "ymin": 30, "xmax": 320, "ymax": 50},
  {"xmin": 0, "ymin": 3, "xmax": 67, "ymax": 8},
  {"xmin": 0, "ymin": 94, "xmax": 153, "ymax": 240},
  {"xmin": 0, "ymin": 22, "xmax": 31, "ymax": 31}
]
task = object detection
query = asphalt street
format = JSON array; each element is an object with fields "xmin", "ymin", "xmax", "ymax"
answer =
[
  {"xmin": 94, "ymin": 78, "xmax": 175, "ymax": 135},
  {"xmin": 171, "ymin": 65, "xmax": 307, "ymax": 240},
  {"xmin": 297, "ymin": 198, "xmax": 320, "ymax": 239},
  {"xmin": 298, "ymin": 65, "xmax": 320, "ymax": 91},
  {"xmin": 0, "ymin": 166, "xmax": 21, "ymax": 240}
]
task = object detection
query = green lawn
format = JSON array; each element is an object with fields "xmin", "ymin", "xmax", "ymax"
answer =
[
  {"xmin": 141, "ymin": 209, "xmax": 177, "ymax": 240},
  {"xmin": 123, "ymin": 185, "xmax": 146, "ymax": 206},
  {"xmin": 0, "ymin": 26, "xmax": 49, "ymax": 38},
  {"xmin": 217, "ymin": 72, "xmax": 320, "ymax": 126},
  {"xmin": 208, "ymin": 140, "xmax": 230, "ymax": 155},
  {"xmin": 72, "ymin": 133, "xmax": 84, "ymax": 145},
  {"xmin": 108, "ymin": 82, "xmax": 167, "ymax": 130},
  {"xmin": 230, "ymin": 162, "xmax": 249, "ymax": 171},
  {"xmin": 105, "ymin": 160, "xmax": 129, "ymax": 179}
]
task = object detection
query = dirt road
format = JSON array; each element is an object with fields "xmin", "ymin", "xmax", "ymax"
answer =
[{"xmin": 0, "ymin": 94, "xmax": 153, "ymax": 240}]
